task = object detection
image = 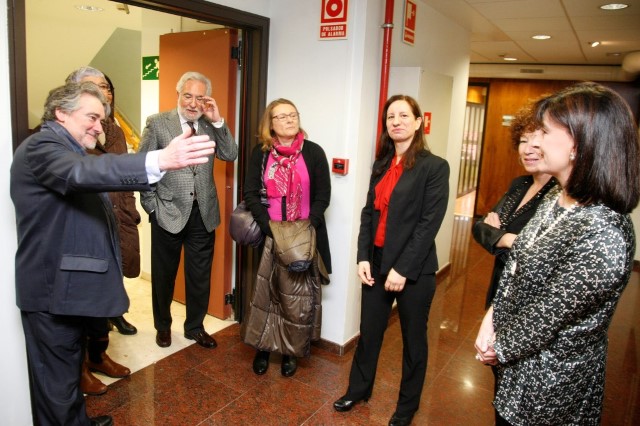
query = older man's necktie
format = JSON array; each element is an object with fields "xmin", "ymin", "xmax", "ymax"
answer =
[
  {"xmin": 187, "ymin": 121, "xmax": 196, "ymax": 136},
  {"xmin": 186, "ymin": 121, "xmax": 198, "ymax": 194}
]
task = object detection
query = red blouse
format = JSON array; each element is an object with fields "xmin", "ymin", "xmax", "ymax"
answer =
[{"xmin": 373, "ymin": 157, "xmax": 404, "ymax": 247}]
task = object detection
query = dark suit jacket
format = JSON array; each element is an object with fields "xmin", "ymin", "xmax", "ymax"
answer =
[
  {"xmin": 357, "ymin": 150, "xmax": 449, "ymax": 281},
  {"xmin": 138, "ymin": 109, "xmax": 238, "ymax": 233},
  {"xmin": 10, "ymin": 121, "xmax": 152, "ymax": 317}
]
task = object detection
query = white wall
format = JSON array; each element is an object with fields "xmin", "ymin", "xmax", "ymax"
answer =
[
  {"xmin": 0, "ymin": 3, "xmax": 32, "ymax": 424},
  {"xmin": 261, "ymin": 0, "xmax": 472, "ymax": 345},
  {"xmin": 25, "ymin": 0, "xmax": 143, "ymax": 128},
  {"xmin": 264, "ymin": 0, "xmax": 385, "ymax": 345}
]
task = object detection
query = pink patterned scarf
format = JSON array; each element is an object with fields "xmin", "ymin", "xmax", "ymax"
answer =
[{"xmin": 265, "ymin": 132, "xmax": 304, "ymax": 221}]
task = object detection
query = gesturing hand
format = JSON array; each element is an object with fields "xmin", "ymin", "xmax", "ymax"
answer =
[{"xmin": 157, "ymin": 130, "xmax": 216, "ymax": 171}]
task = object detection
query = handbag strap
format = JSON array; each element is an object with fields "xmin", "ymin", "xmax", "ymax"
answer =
[
  {"xmin": 261, "ymin": 151, "xmax": 267, "ymax": 192},
  {"xmin": 259, "ymin": 151, "xmax": 268, "ymax": 201}
]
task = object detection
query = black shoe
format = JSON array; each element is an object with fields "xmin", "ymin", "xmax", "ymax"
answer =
[
  {"xmin": 155, "ymin": 330, "xmax": 171, "ymax": 348},
  {"xmin": 184, "ymin": 329, "xmax": 217, "ymax": 349},
  {"xmin": 281, "ymin": 355, "xmax": 297, "ymax": 377},
  {"xmin": 109, "ymin": 316, "xmax": 137, "ymax": 335},
  {"xmin": 252, "ymin": 350, "xmax": 270, "ymax": 375},
  {"xmin": 333, "ymin": 395, "xmax": 368, "ymax": 412},
  {"xmin": 90, "ymin": 415, "xmax": 113, "ymax": 426},
  {"xmin": 389, "ymin": 412, "xmax": 414, "ymax": 426}
]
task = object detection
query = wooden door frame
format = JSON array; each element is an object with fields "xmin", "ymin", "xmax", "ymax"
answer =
[{"xmin": 8, "ymin": 0, "xmax": 269, "ymax": 321}]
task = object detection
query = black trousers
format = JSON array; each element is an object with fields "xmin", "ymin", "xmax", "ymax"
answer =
[
  {"xmin": 346, "ymin": 247, "xmax": 436, "ymax": 417},
  {"xmin": 83, "ymin": 317, "xmax": 110, "ymax": 363},
  {"xmin": 21, "ymin": 311, "xmax": 90, "ymax": 425},
  {"xmin": 150, "ymin": 201, "xmax": 215, "ymax": 333}
]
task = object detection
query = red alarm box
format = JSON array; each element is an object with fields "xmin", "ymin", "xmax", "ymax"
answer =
[{"xmin": 332, "ymin": 158, "xmax": 349, "ymax": 175}]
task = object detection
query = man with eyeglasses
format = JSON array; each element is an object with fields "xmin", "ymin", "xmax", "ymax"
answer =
[{"xmin": 138, "ymin": 71, "xmax": 237, "ymax": 349}]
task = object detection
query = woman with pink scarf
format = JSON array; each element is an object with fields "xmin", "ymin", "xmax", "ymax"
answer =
[{"xmin": 241, "ymin": 98, "xmax": 332, "ymax": 377}]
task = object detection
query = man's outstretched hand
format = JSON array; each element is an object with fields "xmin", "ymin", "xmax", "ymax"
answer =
[{"xmin": 158, "ymin": 130, "xmax": 216, "ymax": 171}]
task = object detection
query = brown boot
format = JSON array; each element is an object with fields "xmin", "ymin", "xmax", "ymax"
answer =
[
  {"xmin": 87, "ymin": 352, "xmax": 131, "ymax": 378},
  {"xmin": 81, "ymin": 358, "xmax": 107, "ymax": 395}
]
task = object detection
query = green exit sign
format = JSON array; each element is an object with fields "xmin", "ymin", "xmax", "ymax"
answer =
[{"xmin": 142, "ymin": 56, "xmax": 159, "ymax": 80}]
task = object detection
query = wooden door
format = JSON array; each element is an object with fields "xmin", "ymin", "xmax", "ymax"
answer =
[
  {"xmin": 159, "ymin": 28, "xmax": 238, "ymax": 319},
  {"xmin": 471, "ymin": 78, "xmax": 575, "ymax": 217}
]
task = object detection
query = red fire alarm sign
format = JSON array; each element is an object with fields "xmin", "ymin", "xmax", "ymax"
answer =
[
  {"xmin": 403, "ymin": 0, "xmax": 417, "ymax": 45},
  {"xmin": 320, "ymin": 0, "xmax": 349, "ymax": 40}
]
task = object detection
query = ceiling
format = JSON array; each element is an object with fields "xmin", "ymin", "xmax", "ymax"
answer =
[
  {"xmin": 422, "ymin": 0, "xmax": 640, "ymax": 66},
  {"xmin": 47, "ymin": 1, "xmax": 640, "ymax": 66},
  {"xmin": 30, "ymin": 0, "xmax": 640, "ymax": 80}
]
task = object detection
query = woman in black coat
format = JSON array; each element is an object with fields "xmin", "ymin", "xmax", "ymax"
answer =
[
  {"xmin": 242, "ymin": 98, "xmax": 331, "ymax": 378},
  {"xmin": 334, "ymin": 95, "xmax": 449, "ymax": 426},
  {"xmin": 472, "ymin": 103, "xmax": 556, "ymax": 310}
]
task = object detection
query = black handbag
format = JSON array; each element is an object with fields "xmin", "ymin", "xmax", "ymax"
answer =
[
  {"xmin": 230, "ymin": 201, "xmax": 264, "ymax": 247},
  {"xmin": 229, "ymin": 153, "xmax": 268, "ymax": 247}
]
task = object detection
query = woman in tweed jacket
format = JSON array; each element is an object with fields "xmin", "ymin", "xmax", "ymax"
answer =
[{"xmin": 474, "ymin": 82, "xmax": 640, "ymax": 425}]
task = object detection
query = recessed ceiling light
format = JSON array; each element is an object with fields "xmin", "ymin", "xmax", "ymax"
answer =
[
  {"xmin": 75, "ymin": 5, "xmax": 104, "ymax": 12},
  {"xmin": 599, "ymin": 3, "xmax": 629, "ymax": 10},
  {"xmin": 503, "ymin": 56, "xmax": 518, "ymax": 61},
  {"xmin": 589, "ymin": 41, "xmax": 601, "ymax": 47},
  {"xmin": 532, "ymin": 34, "xmax": 551, "ymax": 40}
]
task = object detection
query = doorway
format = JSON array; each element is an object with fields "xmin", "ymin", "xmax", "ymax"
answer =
[{"xmin": 455, "ymin": 83, "xmax": 488, "ymax": 217}]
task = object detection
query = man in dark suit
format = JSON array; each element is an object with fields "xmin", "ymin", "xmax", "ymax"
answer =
[
  {"xmin": 10, "ymin": 82, "xmax": 215, "ymax": 426},
  {"xmin": 139, "ymin": 71, "xmax": 237, "ymax": 349}
]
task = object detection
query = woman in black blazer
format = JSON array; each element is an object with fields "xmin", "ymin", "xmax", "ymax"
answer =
[{"xmin": 334, "ymin": 95, "xmax": 449, "ymax": 426}]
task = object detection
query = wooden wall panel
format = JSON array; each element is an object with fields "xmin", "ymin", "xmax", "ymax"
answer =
[{"xmin": 472, "ymin": 79, "xmax": 576, "ymax": 217}]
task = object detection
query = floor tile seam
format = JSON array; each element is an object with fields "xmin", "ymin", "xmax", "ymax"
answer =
[
  {"xmin": 197, "ymin": 385, "xmax": 251, "ymax": 423},
  {"xmin": 429, "ymin": 369, "xmax": 493, "ymax": 394},
  {"xmin": 426, "ymin": 338, "xmax": 471, "ymax": 388},
  {"xmin": 295, "ymin": 391, "xmax": 344, "ymax": 426},
  {"xmin": 429, "ymin": 342, "xmax": 497, "ymax": 394},
  {"xmin": 150, "ymin": 367, "xmax": 239, "ymax": 404},
  {"xmin": 301, "ymin": 399, "xmax": 345, "ymax": 426},
  {"xmin": 192, "ymin": 364, "xmax": 248, "ymax": 393}
]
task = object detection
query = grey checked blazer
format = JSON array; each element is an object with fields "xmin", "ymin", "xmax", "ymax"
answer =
[{"xmin": 138, "ymin": 109, "xmax": 238, "ymax": 233}]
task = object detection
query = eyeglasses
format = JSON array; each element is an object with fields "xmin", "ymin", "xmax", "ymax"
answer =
[
  {"xmin": 97, "ymin": 84, "xmax": 112, "ymax": 94},
  {"xmin": 272, "ymin": 112, "xmax": 299, "ymax": 122},
  {"xmin": 181, "ymin": 93, "xmax": 205, "ymax": 103}
]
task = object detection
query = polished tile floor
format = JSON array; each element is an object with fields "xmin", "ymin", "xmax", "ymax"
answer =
[{"xmin": 86, "ymin": 195, "xmax": 640, "ymax": 425}]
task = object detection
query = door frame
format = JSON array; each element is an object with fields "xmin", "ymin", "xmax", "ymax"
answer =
[{"xmin": 7, "ymin": 0, "xmax": 269, "ymax": 321}]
